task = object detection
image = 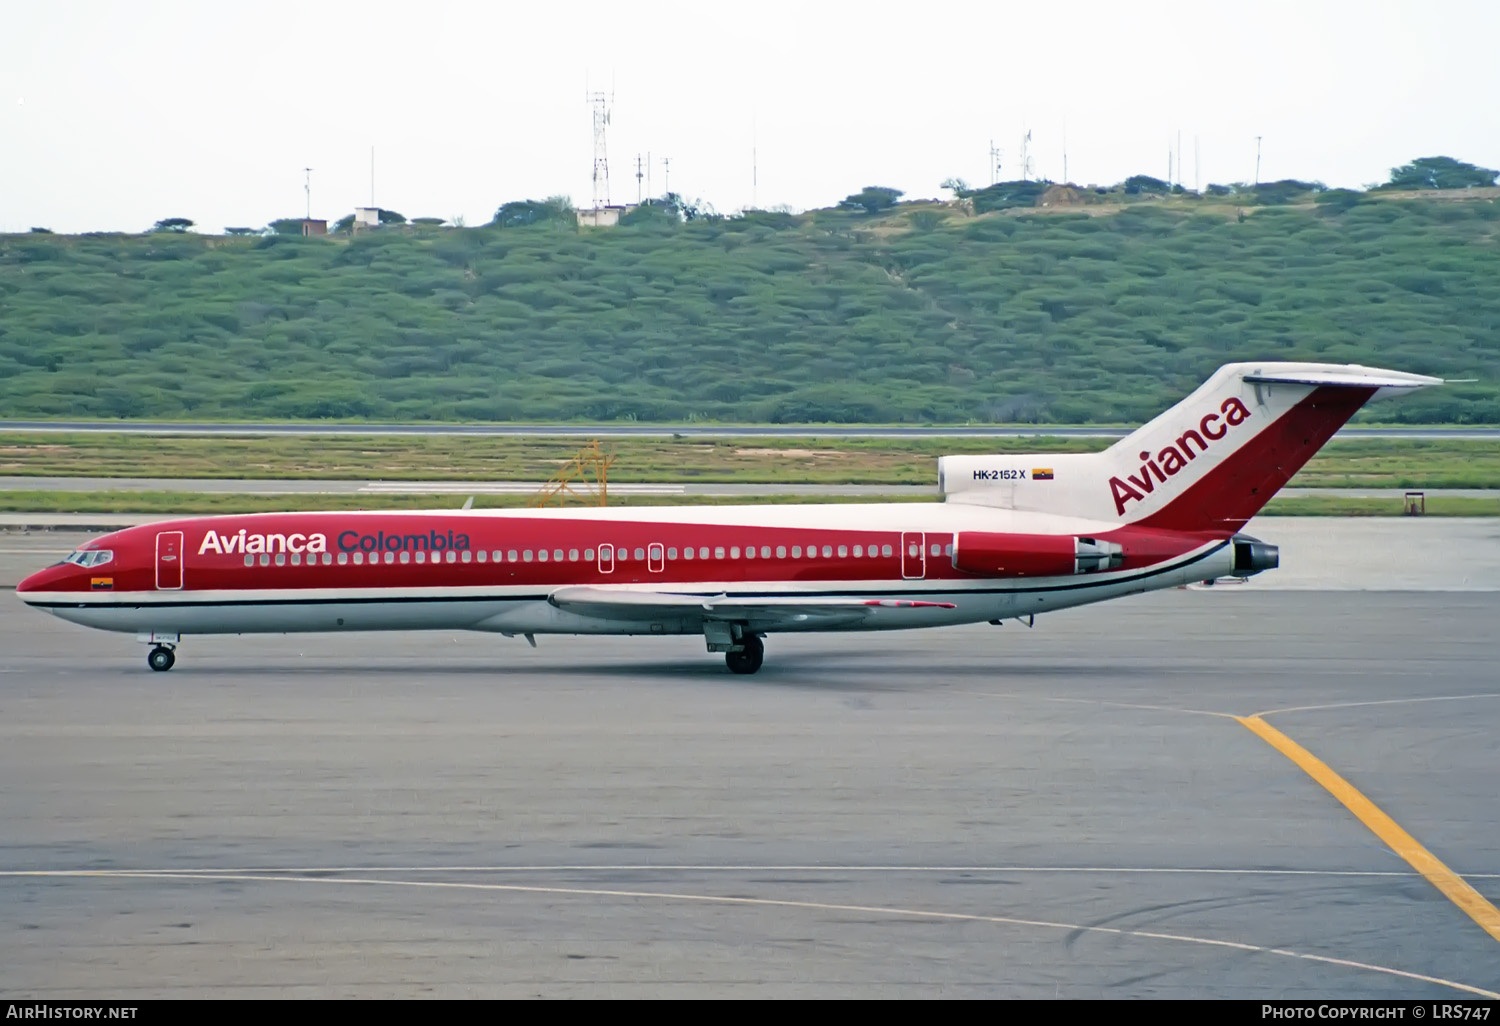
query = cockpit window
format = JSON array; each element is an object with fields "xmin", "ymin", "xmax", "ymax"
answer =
[{"xmin": 62, "ymin": 550, "xmax": 114, "ymax": 568}]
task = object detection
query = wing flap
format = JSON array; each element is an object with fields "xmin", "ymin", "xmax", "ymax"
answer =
[{"xmin": 548, "ymin": 586, "xmax": 955, "ymax": 627}]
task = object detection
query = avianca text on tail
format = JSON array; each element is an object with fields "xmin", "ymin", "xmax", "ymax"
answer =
[
  {"xmin": 16, "ymin": 362, "xmax": 1441, "ymax": 675},
  {"xmin": 1109, "ymin": 395, "xmax": 1252, "ymax": 515}
]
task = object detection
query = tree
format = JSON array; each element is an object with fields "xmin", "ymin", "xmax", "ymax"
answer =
[
  {"xmin": 1121, "ymin": 175, "xmax": 1170, "ymax": 195},
  {"xmin": 28, "ymin": 226, "xmax": 52, "ymax": 233},
  {"xmin": 377, "ymin": 208, "xmax": 406, "ymax": 225},
  {"xmin": 332, "ymin": 214, "xmax": 356, "ymax": 233},
  {"xmin": 1314, "ymin": 188, "xmax": 1365, "ymax": 212},
  {"xmin": 490, "ymin": 197, "xmax": 577, "ymax": 229},
  {"xmin": 151, "ymin": 217, "xmax": 194, "ymax": 233},
  {"xmin": 1251, "ymin": 179, "xmax": 1323, "ymax": 205},
  {"xmin": 223, "ymin": 227, "xmax": 259, "ymax": 236},
  {"xmin": 1381, "ymin": 156, "xmax": 1499, "ymax": 191},
  {"xmin": 618, "ymin": 198, "xmax": 679, "ymax": 226},
  {"xmin": 411, "ymin": 216, "xmax": 445, "ymax": 226},
  {"xmin": 969, "ymin": 180, "xmax": 1048, "ymax": 213},
  {"xmin": 267, "ymin": 218, "xmax": 305, "ymax": 235},
  {"xmin": 838, "ymin": 186, "xmax": 903, "ymax": 214},
  {"xmin": 941, "ymin": 177, "xmax": 973, "ymax": 199}
]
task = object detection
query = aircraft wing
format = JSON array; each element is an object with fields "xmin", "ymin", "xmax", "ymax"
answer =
[{"xmin": 548, "ymin": 586, "xmax": 955, "ymax": 629}]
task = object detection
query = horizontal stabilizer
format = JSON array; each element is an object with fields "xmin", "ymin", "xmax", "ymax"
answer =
[{"xmin": 1241, "ymin": 365, "xmax": 1442, "ymax": 393}]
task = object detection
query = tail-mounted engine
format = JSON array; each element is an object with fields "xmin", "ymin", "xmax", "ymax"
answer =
[
  {"xmin": 951, "ymin": 532, "xmax": 1125, "ymax": 578},
  {"xmin": 1231, "ymin": 535, "xmax": 1279, "ymax": 576}
]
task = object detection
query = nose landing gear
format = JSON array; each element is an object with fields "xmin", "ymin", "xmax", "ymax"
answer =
[
  {"xmin": 147, "ymin": 645, "xmax": 176, "ymax": 672},
  {"xmin": 137, "ymin": 632, "xmax": 181, "ymax": 672}
]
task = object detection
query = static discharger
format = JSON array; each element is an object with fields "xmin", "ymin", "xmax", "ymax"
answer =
[{"xmin": 528, "ymin": 441, "xmax": 616, "ymax": 508}]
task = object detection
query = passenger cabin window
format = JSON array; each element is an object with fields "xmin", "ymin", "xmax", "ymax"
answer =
[
  {"xmin": 791, "ymin": 546, "xmax": 801, "ymax": 558},
  {"xmin": 667, "ymin": 547, "xmax": 678, "ymax": 560},
  {"xmin": 569, "ymin": 549, "xmax": 579, "ymax": 562},
  {"xmin": 854, "ymin": 545, "xmax": 863, "ymax": 557},
  {"xmin": 478, "ymin": 551, "xmax": 487, "ymax": 563},
  {"xmin": 338, "ymin": 553, "xmax": 348, "ymax": 565},
  {"xmin": 584, "ymin": 548, "xmax": 595, "ymax": 561},
  {"xmin": 730, "ymin": 546, "xmax": 740, "ymax": 559},
  {"xmin": 244, "ymin": 555, "xmax": 254, "ymax": 567},
  {"xmin": 837, "ymin": 545, "xmax": 847, "ymax": 558},
  {"xmin": 683, "ymin": 547, "xmax": 694, "ymax": 560},
  {"xmin": 275, "ymin": 553, "xmax": 286, "ymax": 566},
  {"xmin": 882, "ymin": 544, "xmax": 893, "ymax": 557},
  {"xmin": 399, "ymin": 552, "xmax": 410, "ymax": 564},
  {"xmin": 777, "ymin": 546, "xmax": 786, "ymax": 558},
  {"xmin": 523, "ymin": 550, "xmax": 533, "ymax": 562},
  {"xmin": 415, "ymin": 551, "xmax": 426, "ymax": 564},
  {"xmin": 714, "ymin": 547, "xmax": 725, "ymax": 559},
  {"xmin": 462, "ymin": 551, "xmax": 472, "ymax": 563}
]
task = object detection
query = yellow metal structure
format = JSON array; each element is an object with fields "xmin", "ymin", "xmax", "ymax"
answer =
[{"xmin": 528, "ymin": 440, "xmax": 616, "ymax": 507}]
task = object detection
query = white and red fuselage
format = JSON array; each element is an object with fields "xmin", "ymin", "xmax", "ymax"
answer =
[{"xmin": 15, "ymin": 362, "xmax": 1442, "ymax": 673}]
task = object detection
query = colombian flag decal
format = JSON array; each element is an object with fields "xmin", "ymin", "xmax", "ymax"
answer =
[
  {"xmin": 91, "ymin": 577, "xmax": 114, "ymax": 590},
  {"xmin": 1032, "ymin": 468, "xmax": 1055, "ymax": 480}
]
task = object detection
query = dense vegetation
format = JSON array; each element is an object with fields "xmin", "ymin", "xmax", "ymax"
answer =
[{"xmin": 2, "ymin": 188, "xmax": 1498, "ymax": 424}]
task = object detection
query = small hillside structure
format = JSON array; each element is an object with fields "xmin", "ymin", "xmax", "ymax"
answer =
[{"xmin": 577, "ymin": 204, "xmax": 635, "ymax": 228}]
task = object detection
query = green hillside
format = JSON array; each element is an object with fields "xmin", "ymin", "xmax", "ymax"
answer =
[{"xmin": 2, "ymin": 192, "xmax": 1498, "ymax": 423}]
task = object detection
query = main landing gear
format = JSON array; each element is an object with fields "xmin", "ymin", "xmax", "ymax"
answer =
[
  {"xmin": 147, "ymin": 645, "xmax": 176, "ymax": 672},
  {"xmin": 725, "ymin": 634, "xmax": 764, "ymax": 675}
]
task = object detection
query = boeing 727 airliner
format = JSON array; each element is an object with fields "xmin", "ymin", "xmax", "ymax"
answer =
[{"xmin": 16, "ymin": 362, "xmax": 1441, "ymax": 673}]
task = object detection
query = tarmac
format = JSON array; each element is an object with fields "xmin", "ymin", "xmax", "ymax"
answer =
[{"xmin": 1, "ymin": 520, "xmax": 1498, "ymax": 998}]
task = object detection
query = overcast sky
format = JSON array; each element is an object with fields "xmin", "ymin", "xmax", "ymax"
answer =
[{"xmin": 3, "ymin": 0, "xmax": 1496, "ymax": 234}]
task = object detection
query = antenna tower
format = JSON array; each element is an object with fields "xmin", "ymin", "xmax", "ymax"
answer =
[
  {"xmin": 588, "ymin": 91, "xmax": 612, "ymax": 209},
  {"xmin": 661, "ymin": 155, "xmax": 672, "ymax": 195},
  {"xmin": 989, "ymin": 139, "xmax": 1002, "ymax": 185},
  {"xmin": 303, "ymin": 167, "xmax": 313, "ymax": 219},
  {"xmin": 1255, "ymin": 135, "xmax": 1262, "ymax": 185},
  {"xmin": 635, "ymin": 154, "xmax": 644, "ymax": 203}
]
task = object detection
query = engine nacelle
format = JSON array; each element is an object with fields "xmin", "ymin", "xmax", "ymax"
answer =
[
  {"xmin": 951, "ymin": 532, "xmax": 1124, "ymax": 578},
  {"xmin": 1231, "ymin": 535, "xmax": 1279, "ymax": 576}
]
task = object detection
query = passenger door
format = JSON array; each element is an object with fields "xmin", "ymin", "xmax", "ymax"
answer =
[
  {"xmin": 156, "ymin": 531, "xmax": 184, "ymax": 590},
  {"xmin": 901, "ymin": 531, "xmax": 926, "ymax": 580}
]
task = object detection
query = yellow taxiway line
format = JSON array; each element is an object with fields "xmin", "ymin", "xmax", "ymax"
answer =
[{"xmin": 1238, "ymin": 714, "xmax": 1500, "ymax": 945}]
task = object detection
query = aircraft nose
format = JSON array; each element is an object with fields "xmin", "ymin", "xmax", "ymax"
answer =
[{"xmin": 16, "ymin": 563, "xmax": 71, "ymax": 598}]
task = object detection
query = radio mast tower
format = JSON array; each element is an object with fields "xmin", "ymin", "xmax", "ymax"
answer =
[{"xmin": 588, "ymin": 91, "xmax": 612, "ymax": 209}]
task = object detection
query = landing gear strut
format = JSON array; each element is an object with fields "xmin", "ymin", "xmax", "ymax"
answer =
[
  {"xmin": 147, "ymin": 645, "xmax": 176, "ymax": 672},
  {"xmin": 725, "ymin": 634, "xmax": 764, "ymax": 675}
]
